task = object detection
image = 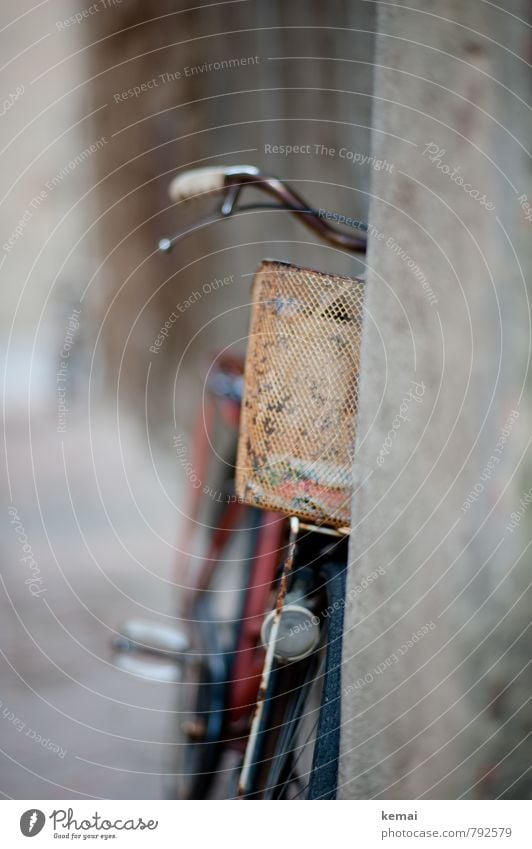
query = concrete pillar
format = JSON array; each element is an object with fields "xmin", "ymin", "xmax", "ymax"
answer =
[{"xmin": 340, "ymin": 0, "xmax": 532, "ymax": 799}]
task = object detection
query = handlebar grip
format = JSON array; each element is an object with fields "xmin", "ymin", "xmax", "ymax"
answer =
[
  {"xmin": 168, "ymin": 164, "xmax": 260, "ymax": 203},
  {"xmin": 168, "ymin": 166, "xmax": 229, "ymax": 202}
]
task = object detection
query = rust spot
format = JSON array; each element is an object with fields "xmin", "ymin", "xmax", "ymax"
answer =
[
  {"xmin": 275, "ymin": 569, "xmax": 289, "ymax": 615},
  {"xmin": 254, "ymin": 682, "xmax": 267, "ymax": 709}
]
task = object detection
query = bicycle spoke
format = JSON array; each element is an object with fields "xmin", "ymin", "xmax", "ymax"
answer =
[
  {"xmin": 263, "ymin": 650, "xmax": 327, "ymax": 799},
  {"xmin": 275, "ymin": 715, "xmax": 321, "ymax": 799},
  {"xmin": 262, "ymin": 661, "xmax": 317, "ymax": 798},
  {"xmin": 272, "ymin": 653, "xmax": 327, "ymax": 798}
]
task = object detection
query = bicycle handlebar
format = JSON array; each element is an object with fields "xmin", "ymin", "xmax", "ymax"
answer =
[
  {"xmin": 168, "ymin": 165, "xmax": 234, "ymax": 202},
  {"xmin": 167, "ymin": 165, "xmax": 366, "ymax": 253}
]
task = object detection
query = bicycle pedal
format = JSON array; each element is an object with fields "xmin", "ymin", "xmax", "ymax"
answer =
[
  {"xmin": 113, "ymin": 653, "xmax": 182, "ymax": 683},
  {"xmin": 113, "ymin": 618, "xmax": 190, "ymax": 658}
]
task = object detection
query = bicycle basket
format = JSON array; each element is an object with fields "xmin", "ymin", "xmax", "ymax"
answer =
[{"xmin": 235, "ymin": 260, "xmax": 364, "ymax": 530}]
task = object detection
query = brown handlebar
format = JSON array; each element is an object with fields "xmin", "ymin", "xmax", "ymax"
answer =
[
  {"xmin": 221, "ymin": 167, "xmax": 366, "ymax": 253},
  {"xmin": 166, "ymin": 165, "xmax": 366, "ymax": 254}
]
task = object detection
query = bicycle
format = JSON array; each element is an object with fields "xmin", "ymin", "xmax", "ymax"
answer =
[{"xmin": 114, "ymin": 165, "xmax": 367, "ymax": 799}]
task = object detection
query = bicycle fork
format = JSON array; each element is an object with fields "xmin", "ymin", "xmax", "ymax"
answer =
[{"xmin": 237, "ymin": 516, "xmax": 300, "ymax": 798}]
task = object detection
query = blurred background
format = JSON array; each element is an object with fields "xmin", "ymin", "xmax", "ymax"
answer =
[{"xmin": 2, "ymin": 0, "xmax": 532, "ymax": 803}]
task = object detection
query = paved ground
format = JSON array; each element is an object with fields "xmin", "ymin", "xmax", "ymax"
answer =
[{"xmin": 0, "ymin": 399, "xmax": 182, "ymax": 799}]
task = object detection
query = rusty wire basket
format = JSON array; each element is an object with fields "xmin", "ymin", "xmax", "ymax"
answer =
[{"xmin": 235, "ymin": 260, "xmax": 365, "ymax": 531}]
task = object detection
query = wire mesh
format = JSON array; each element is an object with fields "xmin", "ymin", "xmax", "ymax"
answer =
[{"xmin": 236, "ymin": 260, "xmax": 365, "ymax": 530}]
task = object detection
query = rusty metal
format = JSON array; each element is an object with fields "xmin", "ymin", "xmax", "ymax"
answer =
[
  {"xmin": 236, "ymin": 260, "xmax": 364, "ymax": 530},
  {"xmin": 298, "ymin": 521, "xmax": 350, "ymax": 537},
  {"xmin": 237, "ymin": 516, "xmax": 300, "ymax": 799},
  {"xmin": 181, "ymin": 719, "xmax": 206, "ymax": 741}
]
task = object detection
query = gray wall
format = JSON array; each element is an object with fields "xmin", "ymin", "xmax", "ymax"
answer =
[
  {"xmin": 340, "ymin": 0, "xmax": 532, "ymax": 799},
  {"xmin": 89, "ymin": 0, "xmax": 375, "ymax": 433}
]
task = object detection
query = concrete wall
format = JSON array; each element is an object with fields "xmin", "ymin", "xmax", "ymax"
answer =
[{"xmin": 340, "ymin": 0, "xmax": 532, "ymax": 799}]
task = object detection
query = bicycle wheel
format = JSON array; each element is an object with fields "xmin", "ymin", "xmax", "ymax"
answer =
[
  {"xmin": 169, "ymin": 508, "xmax": 260, "ymax": 799},
  {"xmin": 242, "ymin": 555, "xmax": 347, "ymax": 800}
]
